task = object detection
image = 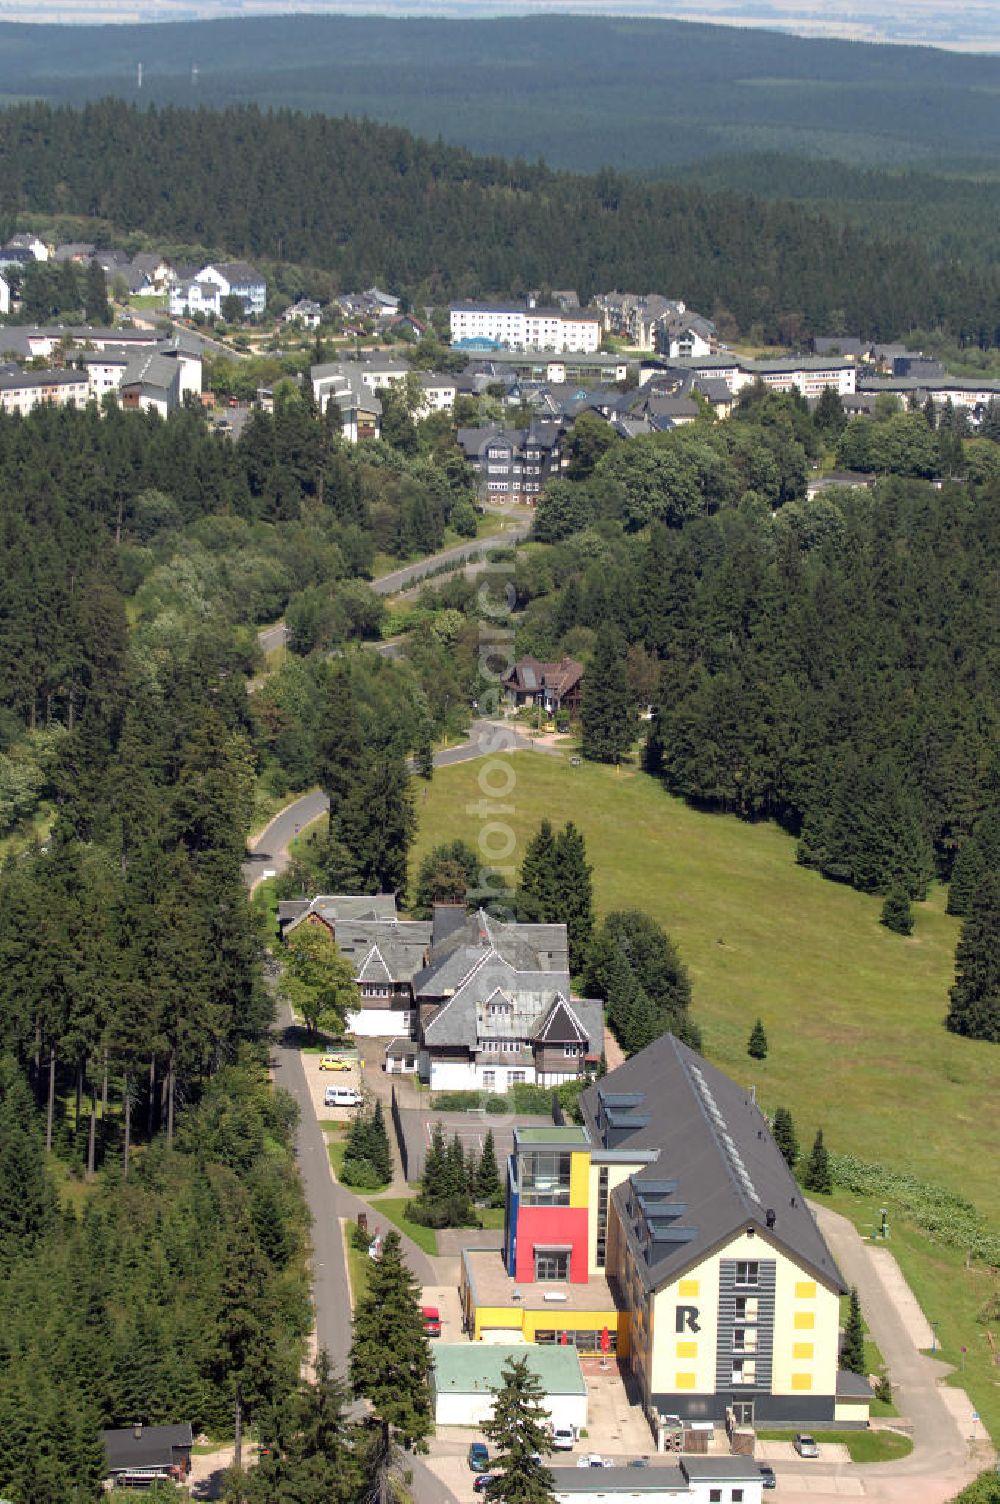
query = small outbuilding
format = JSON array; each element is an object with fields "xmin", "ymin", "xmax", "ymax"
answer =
[
  {"xmin": 431, "ymin": 1343, "xmax": 587, "ymax": 1431},
  {"xmin": 551, "ymin": 1457, "xmax": 763, "ymax": 1504},
  {"xmin": 102, "ymin": 1422, "xmax": 193, "ymax": 1486}
]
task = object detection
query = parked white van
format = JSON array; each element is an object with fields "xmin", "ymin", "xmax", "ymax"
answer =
[{"xmin": 324, "ymin": 1085, "xmax": 362, "ymax": 1109}]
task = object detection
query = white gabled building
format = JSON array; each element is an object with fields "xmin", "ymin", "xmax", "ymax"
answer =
[
  {"xmin": 451, "ymin": 301, "xmax": 602, "ymax": 355},
  {"xmin": 0, "ymin": 271, "xmax": 9, "ymax": 316},
  {"xmin": 170, "ymin": 261, "xmax": 266, "ymax": 320}
]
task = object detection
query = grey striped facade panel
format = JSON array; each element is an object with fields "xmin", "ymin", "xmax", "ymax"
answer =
[{"xmin": 715, "ymin": 1259, "xmax": 776, "ymax": 1393}]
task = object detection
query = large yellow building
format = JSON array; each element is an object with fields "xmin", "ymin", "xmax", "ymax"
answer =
[
  {"xmin": 459, "ymin": 1035, "xmax": 870, "ymax": 1438},
  {"xmin": 584, "ymin": 1036, "xmax": 868, "ymax": 1433}
]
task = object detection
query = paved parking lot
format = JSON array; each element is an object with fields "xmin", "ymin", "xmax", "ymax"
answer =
[{"xmin": 302, "ymin": 1049, "xmax": 365, "ymax": 1124}]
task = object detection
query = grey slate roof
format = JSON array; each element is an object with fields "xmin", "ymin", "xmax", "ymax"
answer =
[
  {"xmin": 122, "ymin": 351, "xmax": 179, "ymax": 396},
  {"xmin": 0, "ymin": 368, "xmax": 87, "ymax": 393},
  {"xmin": 837, "ymin": 1369, "xmax": 875, "ymax": 1399},
  {"xmin": 284, "ymin": 893, "xmax": 399, "ymax": 935},
  {"xmin": 212, "ymin": 260, "xmax": 264, "ymax": 286},
  {"xmin": 679, "ymin": 1457, "xmax": 765, "ymax": 1481},
  {"xmin": 418, "ymin": 909, "xmax": 568, "ymax": 977},
  {"xmin": 103, "ymin": 1423, "xmax": 193, "ymax": 1473},
  {"xmin": 579, "ymin": 1035, "xmax": 846, "ymax": 1296},
  {"xmin": 413, "ymin": 909, "xmax": 600, "ymax": 1055},
  {"xmin": 335, "ymin": 919, "xmax": 432, "ymax": 984}
]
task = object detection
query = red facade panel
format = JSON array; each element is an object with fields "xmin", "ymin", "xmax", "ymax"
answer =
[{"xmin": 515, "ymin": 1205, "xmax": 589, "ymax": 1284}]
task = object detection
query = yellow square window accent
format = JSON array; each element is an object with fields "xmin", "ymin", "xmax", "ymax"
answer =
[
  {"xmin": 794, "ymin": 1311, "xmax": 815, "ymax": 1330},
  {"xmin": 793, "ymin": 1342, "xmax": 814, "ymax": 1360},
  {"xmin": 791, "ymin": 1373, "xmax": 813, "ymax": 1391},
  {"xmin": 678, "ymin": 1279, "xmax": 700, "ymax": 1297},
  {"xmin": 676, "ymin": 1342, "xmax": 698, "ymax": 1358},
  {"xmin": 675, "ymin": 1372, "xmax": 697, "ymax": 1389},
  {"xmin": 795, "ymin": 1281, "xmax": 817, "ymax": 1299}
]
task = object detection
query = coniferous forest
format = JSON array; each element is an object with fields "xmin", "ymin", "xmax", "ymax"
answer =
[
  {"xmin": 0, "ymin": 393, "xmax": 477, "ymax": 1502},
  {"xmin": 516, "ymin": 393, "xmax": 1000, "ymax": 971},
  {"xmin": 3, "ymin": 100, "xmax": 1000, "ymax": 343}
]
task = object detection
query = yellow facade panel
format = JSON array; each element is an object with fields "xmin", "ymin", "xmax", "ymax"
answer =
[
  {"xmin": 793, "ymin": 1342, "xmax": 814, "ymax": 1360},
  {"xmin": 791, "ymin": 1372, "xmax": 813, "ymax": 1391},
  {"xmin": 474, "ymin": 1306, "xmax": 527, "ymax": 1341},
  {"xmin": 676, "ymin": 1342, "xmax": 698, "ymax": 1358},
  {"xmin": 570, "ymin": 1151, "xmax": 591, "ymax": 1209},
  {"xmin": 522, "ymin": 1309, "xmax": 618, "ymax": 1337},
  {"xmin": 794, "ymin": 1311, "xmax": 815, "ymax": 1330},
  {"xmin": 795, "ymin": 1281, "xmax": 817, "ymax": 1299},
  {"xmin": 675, "ymin": 1372, "xmax": 697, "ymax": 1389},
  {"xmin": 678, "ymin": 1279, "xmax": 700, "ymax": 1297}
]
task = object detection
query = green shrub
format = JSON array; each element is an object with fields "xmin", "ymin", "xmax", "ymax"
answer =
[
  {"xmin": 431, "ymin": 1090, "xmax": 492, "ymax": 1111},
  {"xmin": 511, "ymin": 1083, "xmax": 557, "ymax": 1113},
  {"xmin": 829, "ymin": 1153, "xmax": 1000, "ymax": 1265},
  {"xmin": 340, "ymin": 1156, "xmax": 387, "ymax": 1191},
  {"xmin": 406, "ymin": 1194, "xmax": 480, "ymax": 1230}
]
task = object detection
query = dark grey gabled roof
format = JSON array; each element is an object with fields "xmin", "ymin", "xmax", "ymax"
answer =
[
  {"xmin": 580, "ymin": 1034, "xmax": 845, "ymax": 1296},
  {"xmin": 535, "ymin": 997, "xmax": 588, "ymax": 1044},
  {"xmin": 338, "ymin": 921, "xmax": 431, "ymax": 984},
  {"xmin": 103, "ymin": 1424, "xmax": 193, "ymax": 1472}
]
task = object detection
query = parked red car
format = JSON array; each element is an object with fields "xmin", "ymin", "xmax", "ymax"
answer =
[{"xmin": 421, "ymin": 1305, "xmax": 441, "ymax": 1337}]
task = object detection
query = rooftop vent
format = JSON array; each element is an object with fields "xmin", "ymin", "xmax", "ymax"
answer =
[{"xmin": 765, "ymin": 1208, "xmax": 776, "ymax": 1229}]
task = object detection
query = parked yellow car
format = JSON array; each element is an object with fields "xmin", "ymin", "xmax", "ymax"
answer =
[{"xmin": 318, "ymin": 1055, "xmax": 352, "ymax": 1072}]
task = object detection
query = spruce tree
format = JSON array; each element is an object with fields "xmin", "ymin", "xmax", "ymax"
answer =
[
  {"xmin": 585, "ymin": 910, "xmax": 692, "ymax": 1035},
  {"xmin": 553, "ymin": 822, "xmax": 594, "ymax": 974},
  {"xmin": 747, "ymin": 1018, "xmax": 768, "ymax": 1059},
  {"xmin": 336, "ymin": 747, "xmax": 416, "ymax": 897},
  {"xmin": 369, "ymin": 1099, "xmax": 394, "ymax": 1184},
  {"xmin": 581, "ymin": 629, "xmax": 633, "ymax": 765},
  {"xmin": 604, "ymin": 945, "xmax": 660, "ymax": 1056},
  {"xmin": 771, "ymin": 1107, "xmax": 799, "ymax": 1171},
  {"xmin": 881, "ymin": 889, "xmax": 913, "ymax": 935},
  {"xmin": 801, "ymin": 1129, "xmax": 833, "ymax": 1194},
  {"xmin": 476, "ymin": 1129, "xmax": 503, "ymax": 1208},
  {"xmin": 518, "ymin": 819, "xmax": 559, "ymax": 922},
  {"xmin": 349, "ymin": 1229, "xmax": 433, "ymax": 1449},
  {"xmin": 842, "ymin": 1287, "xmax": 866, "ymax": 1377},
  {"xmin": 481, "ymin": 1355, "xmax": 555, "ymax": 1504},
  {"xmin": 947, "ymin": 873, "xmax": 1000, "ymax": 1042},
  {"xmin": 421, "ymin": 1122, "xmax": 447, "ymax": 1201},
  {"xmin": 947, "ymin": 806, "xmax": 1000, "ymax": 917}
]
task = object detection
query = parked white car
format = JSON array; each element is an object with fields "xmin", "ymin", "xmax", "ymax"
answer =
[
  {"xmin": 551, "ymin": 1428, "xmax": 576, "ymax": 1451},
  {"xmin": 576, "ymin": 1454, "xmax": 610, "ymax": 1468},
  {"xmin": 324, "ymin": 1085, "xmax": 362, "ymax": 1108}
]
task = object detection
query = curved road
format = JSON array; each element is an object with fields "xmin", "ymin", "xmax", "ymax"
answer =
[
  {"xmin": 242, "ymin": 717, "xmax": 560, "ymax": 887},
  {"xmin": 256, "ymin": 516, "xmax": 531, "ymax": 657}
]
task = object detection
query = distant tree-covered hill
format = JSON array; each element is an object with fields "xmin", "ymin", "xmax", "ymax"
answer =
[
  {"xmin": 1, "ymin": 15, "xmax": 999, "ymax": 172},
  {"xmin": 2, "ymin": 100, "xmax": 999, "ymax": 344}
]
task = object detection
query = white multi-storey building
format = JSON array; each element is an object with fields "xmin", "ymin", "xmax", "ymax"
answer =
[{"xmin": 450, "ymin": 301, "xmax": 602, "ymax": 355}]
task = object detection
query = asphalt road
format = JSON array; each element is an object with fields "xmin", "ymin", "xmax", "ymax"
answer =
[
  {"xmin": 270, "ymin": 996, "xmax": 356, "ymax": 1373},
  {"xmin": 812, "ymin": 1204, "xmax": 985, "ymax": 1501},
  {"xmin": 254, "ymin": 516, "xmax": 531, "ymax": 658},
  {"xmin": 242, "ymin": 719, "xmax": 560, "ymax": 887}
]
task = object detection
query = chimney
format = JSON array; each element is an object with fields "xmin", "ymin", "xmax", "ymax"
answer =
[
  {"xmin": 133, "ymin": 1423, "xmax": 143, "ymax": 1440},
  {"xmin": 766, "ymin": 1208, "xmax": 776, "ymax": 1229}
]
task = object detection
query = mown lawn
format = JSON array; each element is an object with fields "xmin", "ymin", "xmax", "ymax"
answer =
[
  {"xmin": 411, "ymin": 756, "xmax": 998, "ymax": 1226},
  {"xmin": 343, "ymin": 1224, "xmax": 372, "ymax": 1307},
  {"xmin": 370, "ymin": 1196, "xmax": 438, "ymax": 1255}
]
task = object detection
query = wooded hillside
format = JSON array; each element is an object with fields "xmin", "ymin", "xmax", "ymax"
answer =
[{"xmin": 2, "ymin": 101, "xmax": 1000, "ymax": 342}]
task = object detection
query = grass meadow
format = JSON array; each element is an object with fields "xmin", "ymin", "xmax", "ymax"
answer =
[{"xmin": 411, "ymin": 754, "xmax": 997, "ymax": 1225}]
